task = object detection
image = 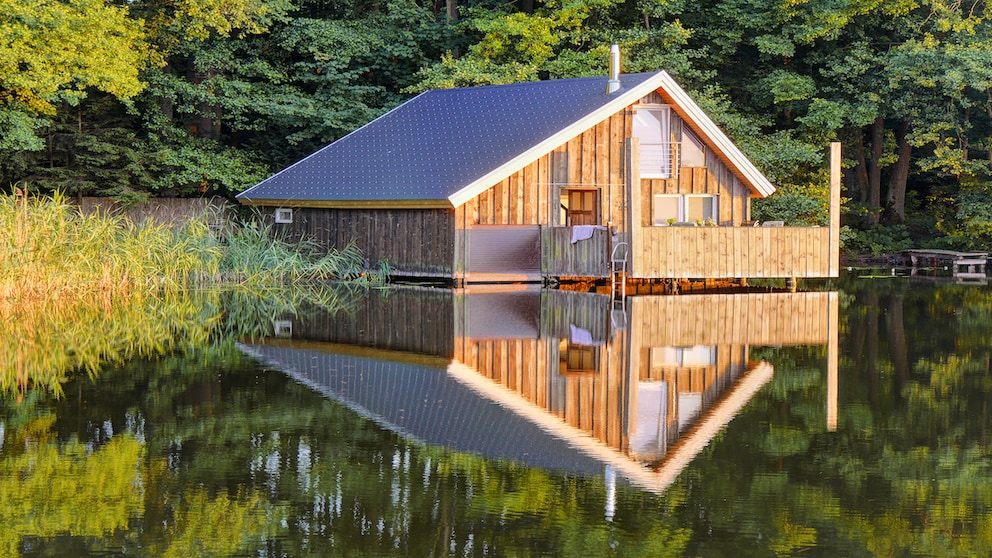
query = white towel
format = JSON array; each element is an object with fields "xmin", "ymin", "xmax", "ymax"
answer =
[
  {"xmin": 570, "ymin": 324, "xmax": 594, "ymax": 345},
  {"xmin": 570, "ymin": 225, "xmax": 607, "ymax": 243}
]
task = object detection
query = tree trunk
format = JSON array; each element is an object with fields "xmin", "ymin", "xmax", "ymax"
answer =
[
  {"xmin": 888, "ymin": 294, "xmax": 910, "ymax": 401},
  {"xmin": 866, "ymin": 292, "xmax": 880, "ymax": 411},
  {"xmin": 850, "ymin": 129, "xmax": 869, "ymax": 202},
  {"xmin": 868, "ymin": 117, "xmax": 884, "ymax": 224},
  {"xmin": 446, "ymin": 0, "xmax": 457, "ymax": 22},
  {"xmin": 886, "ymin": 119, "xmax": 912, "ymax": 223}
]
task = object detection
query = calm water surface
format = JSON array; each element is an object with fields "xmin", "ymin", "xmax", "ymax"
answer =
[{"xmin": 2, "ymin": 275, "xmax": 991, "ymax": 556}]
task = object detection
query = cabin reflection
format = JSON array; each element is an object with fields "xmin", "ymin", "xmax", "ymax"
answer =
[{"xmin": 243, "ymin": 287, "xmax": 838, "ymax": 493}]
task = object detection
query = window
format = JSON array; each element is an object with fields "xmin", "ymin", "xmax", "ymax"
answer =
[
  {"xmin": 633, "ymin": 106, "xmax": 672, "ymax": 178},
  {"xmin": 681, "ymin": 129, "xmax": 705, "ymax": 167},
  {"xmin": 559, "ymin": 339, "xmax": 599, "ymax": 375},
  {"xmin": 686, "ymin": 195, "xmax": 717, "ymax": 222},
  {"xmin": 560, "ymin": 189, "xmax": 600, "ymax": 226},
  {"xmin": 650, "ymin": 346, "xmax": 716, "ymax": 367},
  {"xmin": 652, "ymin": 194, "xmax": 682, "ymax": 224},
  {"xmin": 653, "ymin": 194, "xmax": 718, "ymax": 225},
  {"xmin": 274, "ymin": 207, "xmax": 293, "ymax": 223}
]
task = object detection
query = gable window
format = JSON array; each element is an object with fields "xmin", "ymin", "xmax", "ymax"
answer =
[
  {"xmin": 653, "ymin": 194, "xmax": 718, "ymax": 225},
  {"xmin": 560, "ymin": 189, "xmax": 600, "ymax": 226},
  {"xmin": 681, "ymin": 128, "xmax": 706, "ymax": 167},
  {"xmin": 633, "ymin": 106, "xmax": 672, "ymax": 178}
]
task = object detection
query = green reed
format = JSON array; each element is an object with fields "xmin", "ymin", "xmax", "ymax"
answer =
[{"xmin": 1, "ymin": 193, "xmax": 387, "ymax": 396}]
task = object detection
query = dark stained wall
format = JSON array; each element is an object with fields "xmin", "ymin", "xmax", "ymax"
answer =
[{"xmin": 261, "ymin": 207, "xmax": 456, "ymax": 278}]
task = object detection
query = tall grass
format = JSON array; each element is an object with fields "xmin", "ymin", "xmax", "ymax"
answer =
[{"xmin": 1, "ymin": 193, "xmax": 387, "ymax": 395}]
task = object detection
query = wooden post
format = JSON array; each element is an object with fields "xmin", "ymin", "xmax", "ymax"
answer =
[
  {"xmin": 829, "ymin": 142, "xmax": 841, "ymax": 277},
  {"xmin": 827, "ymin": 291, "xmax": 839, "ymax": 431},
  {"xmin": 626, "ymin": 138, "xmax": 641, "ymax": 277}
]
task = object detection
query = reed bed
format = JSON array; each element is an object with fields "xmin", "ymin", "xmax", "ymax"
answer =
[{"xmin": 0, "ymin": 193, "xmax": 387, "ymax": 396}]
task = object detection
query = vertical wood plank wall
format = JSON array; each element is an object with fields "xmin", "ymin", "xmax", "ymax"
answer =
[
  {"xmin": 455, "ymin": 104, "xmax": 751, "ymax": 232},
  {"xmin": 283, "ymin": 288, "xmax": 456, "ymax": 357},
  {"xmin": 628, "ymin": 292, "xmax": 835, "ymax": 347},
  {"xmin": 632, "ymin": 226, "xmax": 833, "ymax": 278},
  {"xmin": 264, "ymin": 207, "xmax": 456, "ymax": 277}
]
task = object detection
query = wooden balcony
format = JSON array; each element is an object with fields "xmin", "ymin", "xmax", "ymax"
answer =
[
  {"xmin": 541, "ymin": 226, "xmax": 611, "ymax": 279},
  {"xmin": 630, "ymin": 224, "xmax": 838, "ymax": 279}
]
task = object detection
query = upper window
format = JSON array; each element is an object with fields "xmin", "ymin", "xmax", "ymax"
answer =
[
  {"xmin": 650, "ymin": 345, "xmax": 716, "ymax": 367},
  {"xmin": 633, "ymin": 106, "xmax": 672, "ymax": 178},
  {"xmin": 681, "ymin": 129, "xmax": 706, "ymax": 167}
]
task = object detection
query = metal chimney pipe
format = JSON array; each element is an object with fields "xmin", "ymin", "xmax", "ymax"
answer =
[{"xmin": 606, "ymin": 44, "xmax": 621, "ymax": 94}]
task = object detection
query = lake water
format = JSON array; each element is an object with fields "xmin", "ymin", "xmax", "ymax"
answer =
[{"xmin": 3, "ymin": 274, "xmax": 991, "ymax": 556}]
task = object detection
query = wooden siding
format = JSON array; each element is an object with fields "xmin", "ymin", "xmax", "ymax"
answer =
[
  {"xmin": 541, "ymin": 226, "xmax": 611, "ymax": 278},
  {"xmin": 263, "ymin": 207, "xmax": 456, "ymax": 278},
  {"xmin": 638, "ymin": 114, "xmax": 751, "ymax": 227},
  {"xmin": 275, "ymin": 287, "xmax": 456, "ymax": 357},
  {"xmin": 628, "ymin": 292, "xmax": 836, "ymax": 347},
  {"xmin": 539, "ymin": 290, "xmax": 614, "ymax": 340},
  {"xmin": 457, "ymin": 108, "xmax": 632, "ymax": 230},
  {"xmin": 631, "ymin": 225, "xmax": 832, "ymax": 279}
]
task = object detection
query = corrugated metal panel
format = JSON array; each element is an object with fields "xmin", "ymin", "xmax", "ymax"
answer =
[{"xmin": 468, "ymin": 226, "xmax": 541, "ymax": 274}]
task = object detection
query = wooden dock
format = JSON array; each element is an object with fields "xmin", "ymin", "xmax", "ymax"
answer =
[{"xmin": 903, "ymin": 249, "xmax": 988, "ymax": 275}]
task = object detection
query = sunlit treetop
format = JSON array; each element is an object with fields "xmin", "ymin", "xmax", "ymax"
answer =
[{"xmin": 0, "ymin": 0, "xmax": 149, "ymax": 115}]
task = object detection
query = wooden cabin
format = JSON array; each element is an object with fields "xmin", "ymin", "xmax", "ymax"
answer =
[
  {"xmin": 246, "ymin": 287, "xmax": 839, "ymax": 493},
  {"xmin": 237, "ymin": 57, "xmax": 840, "ymax": 284}
]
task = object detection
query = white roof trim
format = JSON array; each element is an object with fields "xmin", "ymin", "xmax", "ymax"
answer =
[
  {"xmin": 447, "ymin": 76, "xmax": 663, "ymax": 208},
  {"xmin": 654, "ymin": 71, "xmax": 776, "ymax": 197},
  {"xmin": 447, "ymin": 359, "xmax": 773, "ymax": 494},
  {"xmin": 447, "ymin": 71, "xmax": 775, "ymax": 208}
]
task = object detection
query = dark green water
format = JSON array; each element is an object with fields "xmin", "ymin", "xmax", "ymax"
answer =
[{"xmin": 3, "ymin": 275, "xmax": 992, "ymax": 557}]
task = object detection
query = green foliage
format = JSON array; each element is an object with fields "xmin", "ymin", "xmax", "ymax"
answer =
[
  {"xmin": 0, "ymin": 0, "xmax": 149, "ymax": 115},
  {"xmin": 839, "ymin": 223, "xmax": 913, "ymax": 255},
  {"xmin": 938, "ymin": 175, "xmax": 992, "ymax": 250},
  {"xmin": 152, "ymin": 136, "xmax": 270, "ymax": 197},
  {"xmin": 754, "ymin": 181, "xmax": 831, "ymax": 226}
]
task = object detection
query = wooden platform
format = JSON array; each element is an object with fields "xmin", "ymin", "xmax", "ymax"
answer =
[{"xmin": 903, "ymin": 249, "xmax": 988, "ymax": 275}]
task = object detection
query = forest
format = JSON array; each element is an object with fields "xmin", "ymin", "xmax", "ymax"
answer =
[{"xmin": 1, "ymin": 0, "xmax": 989, "ymax": 253}]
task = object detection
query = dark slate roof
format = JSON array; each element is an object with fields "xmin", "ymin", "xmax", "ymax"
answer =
[{"xmin": 237, "ymin": 72, "xmax": 662, "ymax": 205}]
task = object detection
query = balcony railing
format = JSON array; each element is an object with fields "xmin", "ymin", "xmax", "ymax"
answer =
[
  {"xmin": 542, "ymin": 226, "xmax": 611, "ymax": 278},
  {"xmin": 631, "ymin": 225, "xmax": 834, "ymax": 279}
]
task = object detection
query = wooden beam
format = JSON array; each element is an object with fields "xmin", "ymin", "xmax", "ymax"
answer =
[
  {"xmin": 829, "ymin": 142, "xmax": 841, "ymax": 277},
  {"xmin": 627, "ymin": 138, "xmax": 642, "ymax": 276}
]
